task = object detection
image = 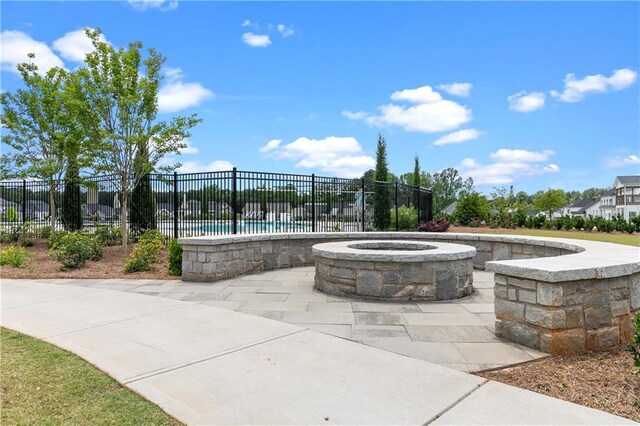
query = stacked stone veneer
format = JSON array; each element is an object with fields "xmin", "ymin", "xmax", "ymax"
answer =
[
  {"xmin": 179, "ymin": 232, "xmax": 576, "ymax": 282},
  {"xmin": 313, "ymin": 241, "xmax": 475, "ymax": 301},
  {"xmin": 491, "ymin": 270, "xmax": 639, "ymax": 355},
  {"xmin": 179, "ymin": 232, "xmax": 639, "ymax": 354}
]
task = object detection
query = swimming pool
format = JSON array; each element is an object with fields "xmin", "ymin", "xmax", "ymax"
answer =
[{"xmin": 195, "ymin": 220, "xmax": 313, "ymax": 234}]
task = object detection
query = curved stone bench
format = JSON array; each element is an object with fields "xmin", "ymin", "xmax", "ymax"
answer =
[{"xmin": 178, "ymin": 232, "xmax": 639, "ymax": 355}]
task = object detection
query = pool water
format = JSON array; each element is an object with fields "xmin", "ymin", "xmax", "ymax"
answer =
[{"xmin": 196, "ymin": 220, "xmax": 313, "ymax": 234}]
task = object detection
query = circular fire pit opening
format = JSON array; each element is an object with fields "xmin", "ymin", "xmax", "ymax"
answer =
[{"xmin": 313, "ymin": 240, "xmax": 475, "ymax": 301}]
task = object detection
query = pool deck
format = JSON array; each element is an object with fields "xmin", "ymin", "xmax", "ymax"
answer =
[{"xmin": 1, "ymin": 276, "xmax": 633, "ymax": 425}]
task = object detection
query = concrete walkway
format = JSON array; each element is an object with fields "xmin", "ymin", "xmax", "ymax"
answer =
[
  {"xmin": 1, "ymin": 278, "xmax": 633, "ymax": 425},
  {"xmin": 25, "ymin": 268, "xmax": 547, "ymax": 372}
]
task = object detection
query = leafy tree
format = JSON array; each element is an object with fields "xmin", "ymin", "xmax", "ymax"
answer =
[
  {"xmin": 77, "ymin": 29, "xmax": 201, "ymax": 245},
  {"xmin": 453, "ymin": 191, "xmax": 491, "ymax": 225},
  {"xmin": 582, "ymin": 187, "xmax": 609, "ymax": 199},
  {"xmin": 534, "ymin": 189, "xmax": 566, "ymax": 219},
  {"xmin": 1, "ymin": 58, "xmax": 89, "ymax": 230},
  {"xmin": 490, "ymin": 186, "xmax": 510, "ymax": 216},
  {"xmin": 428, "ymin": 168, "xmax": 474, "ymax": 215},
  {"xmin": 373, "ymin": 134, "xmax": 391, "ymax": 230},
  {"xmin": 200, "ymin": 184, "xmax": 209, "ymax": 218},
  {"xmin": 411, "ymin": 156, "xmax": 420, "ymax": 208}
]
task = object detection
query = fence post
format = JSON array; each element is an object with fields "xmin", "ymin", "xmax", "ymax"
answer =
[
  {"xmin": 361, "ymin": 178, "xmax": 365, "ymax": 231},
  {"xmin": 22, "ymin": 179, "xmax": 26, "ymax": 223},
  {"xmin": 232, "ymin": 167, "xmax": 238, "ymax": 235},
  {"xmin": 395, "ymin": 181, "xmax": 399, "ymax": 232},
  {"xmin": 311, "ymin": 174, "xmax": 316, "ymax": 232},
  {"xmin": 173, "ymin": 172, "xmax": 179, "ymax": 239}
]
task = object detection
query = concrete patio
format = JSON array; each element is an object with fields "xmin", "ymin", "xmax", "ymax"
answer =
[
  {"xmin": 1, "ymin": 277, "xmax": 633, "ymax": 425},
  {"xmin": 15, "ymin": 268, "xmax": 550, "ymax": 371}
]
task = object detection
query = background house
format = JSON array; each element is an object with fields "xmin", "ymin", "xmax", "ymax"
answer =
[{"xmin": 613, "ymin": 175, "xmax": 640, "ymax": 220}]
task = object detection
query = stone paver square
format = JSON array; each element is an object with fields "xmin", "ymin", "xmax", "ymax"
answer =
[
  {"xmin": 129, "ymin": 331, "xmax": 485, "ymax": 425},
  {"xmin": 307, "ymin": 302, "xmax": 353, "ymax": 312},
  {"xmin": 351, "ymin": 302, "xmax": 421, "ymax": 313},
  {"xmin": 351, "ymin": 325, "xmax": 410, "ymax": 341},
  {"xmin": 297, "ymin": 324, "xmax": 352, "ymax": 339},
  {"xmin": 416, "ymin": 303, "xmax": 468, "ymax": 313},
  {"xmin": 355, "ymin": 312, "xmax": 407, "ymax": 326},
  {"xmin": 241, "ymin": 301, "xmax": 309, "ymax": 312},
  {"xmin": 257, "ymin": 286, "xmax": 314, "ymax": 294},
  {"xmin": 280, "ymin": 311, "xmax": 355, "ymax": 325},
  {"xmin": 454, "ymin": 342, "xmax": 534, "ymax": 364},
  {"xmin": 200, "ymin": 301, "xmax": 246, "ymax": 310},
  {"xmin": 226, "ymin": 293, "xmax": 289, "ymax": 302},
  {"xmin": 364, "ymin": 340, "xmax": 468, "ymax": 364},
  {"xmin": 403, "ymin": 313, "xmax": 485, "ymax": 326},
  {"xmin": 285, "ymin": 293, "xmax": 329, "ymax": 303},
  {"xmin": 236, "ymin": 274, "xmax": 276, "ymax": 281},
  {"xmin": 460, "ymin": 303, "xmax": 495, "ymax": 313},
  {"xmin": 406, "ymin": 325, "xmax": 500, "ymax": 343}
]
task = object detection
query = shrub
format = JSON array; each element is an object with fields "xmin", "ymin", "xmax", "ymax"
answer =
[
  {"xmin": 417, "ymin": 218, "xmax": 451, "ymax": 232},
  {"xmin": 50, "ymin": 231, "xmax": 103, "ymax": 269},
  {"xmin": 167, "ymin": 239, "xmax": 182, "ymax": 276},
  {"xmin": 630, "ymin": 312, "xmax": 640, "ymax": 375},
  {"xmin": 47, "ymin": 230, "xmax": 68, "ymax": 249},
  {"xmin": 95, "ymin": 226, "xmax": 122, "ymax": 246},
  {"xmin": 0, "ymin": 245, "xmax": 29, "ymax": 268},
  {"xmin": 598, "ymin": 220, "xmax": 614, "ymax": 233},
  {"xmin": 124, "ymin": 229, "xmax": 164, "ymax": 273},
  {"xmin": 573, "ymin": 216, "xmax": 585, "ymax": 231},
  {"xmin": 2, "ymin": 222, "xmax": 37, "ymax": 247},
  {"xmin": 4, "ymin": 206, "xmax": 20, "ymax": 222},
  {"xmin": 38, "ymin": 225, "xmax": 53, "ymax": 239},
  {"xmin": 390, "ymin": 206, "xmax": 418, "ymax": 231},
  {"xmin": 631, "ymin": 215, "xmax": 640, "ymax": 232},
  {"xmin": 453, "ymin": 192, "xmax": 490, "ymax": 226}
]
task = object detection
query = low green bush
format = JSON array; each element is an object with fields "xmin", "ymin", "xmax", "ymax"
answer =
[
  {"xmin": 630, "ymin": 313, "xmax": 640, "ymax": 375},
  {"xmin": 124, "ymin": 229, "xmax": 164, "ymax": 273},
  {"xmin": 0, "ymin": 245, "xmax": 30, "ymax": 268},
  {"xmin": 2, "ymin": 222, "xmax": 36, "ymax": 246},
  {"xmin": 50, "ymin": 231, "xmax": 103, "ymax": 269},
  {"xmin": 38, "ymin": 225, "xmax": 53, "ymax": 239},
  {"xmin": 94, "ymin": 226, "xmax": 122, "ymax": 246},
  {"xmin": 390, "ymin": 206, "xmax": 418, "ymax": 231},
  {"xmin": 167, "ymin": 239, "xmax": 182, "ymax": 276},
  {"xmin": 453, "ymin": 192, "xmax": 490, "ymax": 226},
  {"xmin": 4, "ymin": 206, "xmax": 20, "ymax": 222},
  {"xmin": 47, "ymin": 230, "xmax": 68, "ymax": 249}
]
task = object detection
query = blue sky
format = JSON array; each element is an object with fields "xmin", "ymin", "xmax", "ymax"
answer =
[{"xmin": 1, "ymin": 1, "xmax": 639, "ymax": 194}]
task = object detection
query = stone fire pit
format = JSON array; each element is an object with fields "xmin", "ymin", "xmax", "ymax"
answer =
[{"xmin": 313, "ymin": 240, "xmax": 476, "ymax": 301}]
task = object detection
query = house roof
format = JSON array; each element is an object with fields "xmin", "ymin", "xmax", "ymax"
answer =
[
  {"xmin": 602, "ymin": 188, "xmax": 615, "ymax": 197},
  {"xmin": 574, "ymin": 199, "xmax": 600, "ymax": 214},
  {"xmin": 614, "ymin": 175, "xmax": 640, "ymax": 186},
  {"xmin": 568, "ymin": 198, "xmax": 599, "ymax": 209},
  {"xmin": 442, "ymin": 202, "xmax": 457, "ymax": 214}
]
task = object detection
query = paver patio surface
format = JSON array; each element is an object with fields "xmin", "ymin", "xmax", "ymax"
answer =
[
  {"xmin": 1, "ymin": 278, "xmax": 633, "ymax": 425},
  {"xmin": 23, "ymin": 268, "xmax": 547, "ymax": 371}
]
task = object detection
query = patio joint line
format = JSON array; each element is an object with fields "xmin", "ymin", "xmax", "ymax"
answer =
[
  {"xmin": 123, "ymin": 328, "xmax": 309, "ymax": 385},
  {"xmin": 424, "ymin": 379, "xmax": 489, "ymax": 425}
]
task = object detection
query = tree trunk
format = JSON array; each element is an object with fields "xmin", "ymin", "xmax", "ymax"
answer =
[
  {"xmin": 49, "ymin": 186, "xmax": 56, "ymax": 230},
  {"xmin": 121, "ymin": 190, "xmax": 128, "ymax": 247}
]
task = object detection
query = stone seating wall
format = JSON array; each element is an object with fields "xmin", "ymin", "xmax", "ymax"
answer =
[{"xmin": 179, "ymin": 232, "xmax": 639, "ymax": 355}]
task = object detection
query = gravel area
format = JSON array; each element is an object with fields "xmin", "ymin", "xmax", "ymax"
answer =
[
  {"xmin": 477, "ymin": 346, "xmax": 640, "ymax": 422},
  {"xmin": 1, "ymin": 240, "xmax": 177, "ymax": 281}
]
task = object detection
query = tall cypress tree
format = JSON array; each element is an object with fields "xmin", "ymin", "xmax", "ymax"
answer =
[
  {"xmin": 373, "ymin": 134, "xmax": 391, "ymax": 230},
  {"xmin": 130, "ymin": 146, "xmax": 156, "ymax": 234},
  {"xmin": 62, "ymin": 158, "xmax": 82, "ymax": 231},
  {"xmin": 412, "ymin": 155, "xmax": 420, "ymax": 209}
]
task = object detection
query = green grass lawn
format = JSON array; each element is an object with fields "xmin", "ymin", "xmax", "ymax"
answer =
[
  {"xmin": 0, "ymin": 327, "xmax": 182, "ymax": 425},
  {"xmin": 453, "ymin": 227, "xmax": 640, "ymax": 247}
]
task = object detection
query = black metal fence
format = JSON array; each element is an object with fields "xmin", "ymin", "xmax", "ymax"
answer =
[{"xmin": 0, "ymin": 169, "xmax": 432, "ymax": 237}]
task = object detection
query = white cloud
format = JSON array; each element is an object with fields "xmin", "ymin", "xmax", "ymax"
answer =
[
  {"xmin": 490, "ymin": 149, "xmax": 555, "ymax": 162},
  {"xmin": 508, "ymin": 91, "xmax": 546, "ymax": 112},
  {"xmin": 345, "ymin": 85, "xmax": 472, "ymax": 133},
  {"xmin": 390, "ymin": 86, "xmax": 442, "ymax": 103},
  {"xmin": 157, "ymin": 67, "xmax": 213, "ymax": 113},
  {"xmin": 259, "ymin": 139, "xmax": 282, "ymax": 153},
  {"xmin": 459, "ymin": 148, "xmax": 559, "ymax": 185},
  {"xmin": 433, "ymin": 128, "xmax": 482, "ymax": 146},
  {"xmin": 550, "ymin": 68, "xmax": 637, "ymax": 103},
  {"xmin": 341, "ymin": 110, "xmax": 369, "ymax": 120},
  {"xmin": 0, "ymin": 30, "xmax": 64, "ymax": 74},
  {"xmin": 438, "ymin": 82, "xmax": 472, "ymax": 97},
  {"xmin": 261, "ymin": 136, "xmax": 375, "ymax": 178},
  {"xmin": 178, "ymin": 160, "xmax": 234, "ymax": 174},
  {"xmin": 179, "ymin": 139, "xmax": 198, "ymax": 155},
  {"xmin": 242, "ymin": 32, "xmax": 271, "ymax": 48},
  {"xmin": 606, "ymin": 155, "xmax": 640, "ymax": 169},
  {"xmin": 52, "ymin": 28, "xmax": 107, "ymax": 62},
  {"xmin": 241, "ymin": 20, "xmax": 252, "ymax": 27},
  {"xmin": 277, "ymin": 24, "xmax": 294, "ymax": 38},
  {"xmin": 127, "ymin": 0, "xmax": 178, "ymax": 11}
]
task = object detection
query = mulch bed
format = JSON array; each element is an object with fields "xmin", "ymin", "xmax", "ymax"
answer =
[
  {"xmin": 477, "ymin": 346, "xmax": 640, "ymax": 422},
  {"xmin": 1, "ymin": 240, "xmax": 177, "ymax": 281}
]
